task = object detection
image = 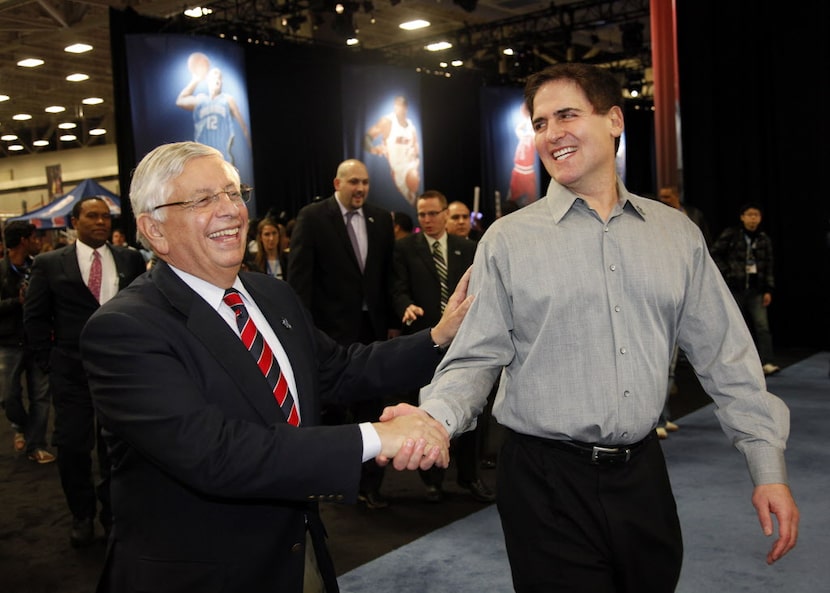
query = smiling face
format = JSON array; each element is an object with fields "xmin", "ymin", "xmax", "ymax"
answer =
[
  {"xmin": 531, "ymin": 79, "xmax": 623, "ymax": 194},
  {"xmin": 138, "ymin": 154, "xmax": 248, "ymax": 288}
]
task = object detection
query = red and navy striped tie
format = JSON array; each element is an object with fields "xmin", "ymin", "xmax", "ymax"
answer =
[{"xmin": 223, "ymin": 288, "xmax": 299, "ymax": 426}]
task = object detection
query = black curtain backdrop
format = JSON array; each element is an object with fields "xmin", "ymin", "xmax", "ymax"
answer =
[{"xmin": 676, "ymin": 1, "xmax": 830, "ymax": 349}]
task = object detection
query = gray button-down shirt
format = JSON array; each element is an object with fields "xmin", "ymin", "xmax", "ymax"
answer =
[{"xmin": 420, "ymin": 178, "xmax": 789, "ymax": 486}]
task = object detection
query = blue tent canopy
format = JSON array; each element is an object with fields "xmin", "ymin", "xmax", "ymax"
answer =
[{"xmin": 6, "ymin": 179, "xmax": 121, "ymax": 230}]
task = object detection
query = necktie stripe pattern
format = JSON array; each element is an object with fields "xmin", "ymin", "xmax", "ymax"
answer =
[
  {"xmin": 432, "ymin": 241, "xmax": 449, "ymax": 312},
  {"xmin": 88, "ymin": 250, "xmax": 102, "ymax": 302},
  {"xmin": 223, "ymin": 289, "xmax": 300, "ymax": 426}
]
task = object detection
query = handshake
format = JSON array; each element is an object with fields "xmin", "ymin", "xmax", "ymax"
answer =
[{"xmin": 372, "ymin": 403, "xmax": 450, "ymax": 471}]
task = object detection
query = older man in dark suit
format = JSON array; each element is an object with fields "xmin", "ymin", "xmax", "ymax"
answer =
[
  {"xmin": 23, "ymin": 196, "xmax": 146, "ymax": 547},
  {"xmin": 79, "ymin": 142, "xmax": 468, "ymax": 593},
  {"xmin": 287, "ymin": 159, "xmax": 399, "ymax": 509}
]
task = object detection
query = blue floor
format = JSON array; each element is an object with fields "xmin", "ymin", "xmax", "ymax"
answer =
[{"xmin": 338, "ymin": 352, "xmax": 830, "ymax": 593}]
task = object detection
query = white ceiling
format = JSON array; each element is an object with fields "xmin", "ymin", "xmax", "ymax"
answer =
[{"xmin": 0, "ymin": 0, "xmax": 651, "ymax": 157}]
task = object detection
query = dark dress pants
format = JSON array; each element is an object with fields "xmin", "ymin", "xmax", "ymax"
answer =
[
  {"xmin": 497, "ymin": 430, "xmax": 683, "ymax": 593},
  {"xmin": 51, "ymin": 348, "xmax": 112, "ymax": 526}
]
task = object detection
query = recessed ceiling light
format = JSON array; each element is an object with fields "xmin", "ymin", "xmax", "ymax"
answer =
[
  {"xmin": 82, "ymin": 97, "xmax": 104, "ymax": 105},
  {"xmin": 1, "ymin": 134, "xmax": 19, "ymax": 141},
  {"xmin": 0, "ymin": 95, "xmax": 9, "ymax": 102},
  {"xmin": 66, "ymin": 73, "xmax": 90, "ymax": 82},
  {"xmin": 89, "ymin": 128, "xmax": 107, "ymax": 136},
  {"xmin": 65, "ymin": 43, "xmax": 93, "ymax": 54},
  {"xmin": 12, "ymin": 114, "xmax": 32, "ymax": 121},
  {"xmin": 426, "ymin": 41, "xmax": 453, "ymax": 52},
  {"xmin": 346, "ymin": 38, "xmax": 359, "ymax": 46},
  {"xmin": 60, "ymin": 134, "xmax": 77, "ymax": 142},
  {"xmin": 400, "ymin": 20, "xmax": 430, "ymax": 31},
  {"xmin": 58, "ymin": 122, "xmax": 77, "ymax": 129},
  {"xmin": 184, "ymin": 7, "xmax": 213, "ymax": 18},
  {"xmin": 33, "ymin": 140, "xmax": 50, "ymax": 147},
  {"xmin": 8, "ymin": 144, "xmax": 24, "ymax": 151},
  {"xmin": 45, "ymin": 106, "xmax": 66, "ymax": 113},
  {"xmin": 17, "ymin": 58, "xmax": 44, "ymax": 68},
  {"xmin": 451, "ymin": 59, "xmax": 464, "ymax": 67}
]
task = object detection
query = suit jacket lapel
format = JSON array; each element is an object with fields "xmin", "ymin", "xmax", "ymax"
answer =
[
  {"xmin": 152, "ymin": 262, "xmax": 281, "ymax": 425},
  {"xmin": 416, "ymin": 233, "xmax": 440, "ymax": 284}
]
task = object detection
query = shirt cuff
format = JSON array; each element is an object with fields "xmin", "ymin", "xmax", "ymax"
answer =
[{"xmin": 359, "ymin": 422, "xmax": 381, "ymax": 462}]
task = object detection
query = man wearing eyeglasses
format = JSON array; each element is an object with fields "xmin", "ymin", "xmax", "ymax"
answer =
[
  {"xmin": 392, "ymin": 190, "xmax": 494, "ymax": 504},
  {"xmin": 24, "ymin": 196, "xmax": 146, "ymax": 548},
  {"xmin": 78, "ymin": 142, "xmax": 471, "ymax": 593}
]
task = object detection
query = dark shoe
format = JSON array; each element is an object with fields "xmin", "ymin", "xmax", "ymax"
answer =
[
  {"xmin": 424, "ymin": 485, "xmax": 444, "ymax": 503},
  {"xmin": 70, "ymin": 517, "xmax": 94, "ymax": 548},
  {"xmin": 458, "ymin": 478, "xmax": 496, "ymax": 503},
  {"xmin": 480, "ymin": 458, "xmax": 497, "ymax": 470},
  {"xmin": 358, "ymin": 490, "xmax": 389, "ymax": 510}
]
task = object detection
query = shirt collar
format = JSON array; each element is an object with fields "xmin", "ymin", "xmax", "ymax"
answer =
[{"xmin": 545, "ymin": 177, "xmax": 646, "ymax": 223}]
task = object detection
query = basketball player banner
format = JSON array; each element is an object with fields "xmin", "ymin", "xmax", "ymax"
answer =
[{"xmin": 123, "ymin": 34, "xmax": 256, "ymax": 211}]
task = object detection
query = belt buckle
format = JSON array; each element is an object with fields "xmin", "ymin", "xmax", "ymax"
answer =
[{"xmin": 591, "ymin": 445, "xmax": 631, "ymax": 464}]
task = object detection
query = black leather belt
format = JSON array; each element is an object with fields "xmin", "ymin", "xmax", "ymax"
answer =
[{"xmin": 513, "ymin": 431, "xmax": 654, "ymax": 465}]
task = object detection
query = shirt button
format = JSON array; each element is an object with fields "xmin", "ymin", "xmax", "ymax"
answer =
[
  {"xmin": 614, "ymin": 305, "xmax": 621, "ymax": 312},
  {"xmin": 623, "ymin": 390, "xmax": 630, "ymax": 397},
  {"xmin": 621, "ymin": 431, "xmax": 629, "ymax": 439},
  {"xmin": 619, "ymin": 347, "xmax": 627, "ymax": 354},
  {"xmin": 609, "ymin": 264, "xmax": 616, "ymax": 271},
  {"xmin": 604, "ymin": 226, "xmax": 609, "ymax": 232}
]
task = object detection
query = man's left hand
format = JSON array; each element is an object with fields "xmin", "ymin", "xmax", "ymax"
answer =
[{"xmin": 752, "ymin": 483, "xmax": 799, "ymax": 564}]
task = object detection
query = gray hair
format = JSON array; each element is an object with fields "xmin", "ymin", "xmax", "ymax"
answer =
[{"xmin": 130, "ymin": 142, "xmax": 240, "ymax": 248}]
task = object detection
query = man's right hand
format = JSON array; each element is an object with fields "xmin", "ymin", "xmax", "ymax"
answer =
[{"xmin": 372, "ymin": 410, "xmax": 450, "ymax": 471}]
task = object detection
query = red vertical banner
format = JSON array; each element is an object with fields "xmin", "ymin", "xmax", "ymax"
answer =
[{"xmin": 46, "ymin": 164, "xmax": 63, "ymax": 201}]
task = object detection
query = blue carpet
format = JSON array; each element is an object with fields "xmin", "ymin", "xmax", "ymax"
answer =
[{"xmin": 338, "ymin": 352, "xmax": 830, "ymax": 593}]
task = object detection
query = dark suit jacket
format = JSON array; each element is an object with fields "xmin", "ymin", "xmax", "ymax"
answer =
[
  {"xmin": 79, "ymin": 262, "xmax": 443, "ymax": 593},
  {"xmin": 393, "ymin": 233, "xmax": 477, "ymax": 334},
  {"xmin": 287, "ymin": 196, "xmax": 396, "ymax": 345},
  {"xmin": 24, "ymin": 241, "xmax": 146, "ymax": 356}
]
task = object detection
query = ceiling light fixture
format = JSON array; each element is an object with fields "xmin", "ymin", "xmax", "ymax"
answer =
[
  {"xmin": 17, "ymin": 58, "xmax": 44, "ymax": 68},
  {"xmin": 89, "ymin": 128, "xmax": 107, "ymax": 136},
  {"xmin": 1, "ymin": 134, "xmax": 18, "ymax": 141},
  {"xmin": 184, "ymin": 7, "xmax": 213, "ymax": 18},
  {"xmin": 0, "ymin": 95, "xmax": 9, "ymax": 102},
  {"xmin": 33, "ymin": 140, "xmax": 49, "ymax": 147},
  {"xmin": 59, "ymin": 134, "xmax": 77, "ymax": 142},
  {"xmin": 58, "ymin": 122, "xmax": 78, "ymax": 129},
  {"xmin": 66, "ymin": 73, "xmax": 90, "ymax": 82},
  {"xmin": 45, "ymin": 106, "xmax": 66, "ymax": 113},
  {"xmin": 82, "ymin": 97, "xmax": 104, "ymax": 105},
  {"xmin": 8, "ymin": 144, "xmax": 24, "ymax": 151},
  {"xmin": 400, "ymin": 20, "xmax": 430, "ymax": 31},
  {"xmin": 426, "ymin": 41, "xmax": 452, "ymax": 52},
  {"xmin": 12, "ymin": 114, "xmax": 32, "ymax": 121},
  {"xmin": 346, "ymin": 38, "xmax": 359, "ymax": 46},
  {"xmin": 65, "ymin": 43, "xmax": 93, "ymax": 54}
]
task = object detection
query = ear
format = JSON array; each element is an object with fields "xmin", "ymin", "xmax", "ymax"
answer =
[
  {"xmin": 137, "ymin": 214, "xmax": 169, "ymax": 256},
  {"xmin": 608, "ymin": 105, "xmax": 624, "ymax": 139}
]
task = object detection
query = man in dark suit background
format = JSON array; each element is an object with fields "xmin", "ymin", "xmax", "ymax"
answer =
[
  {"xmin": 288, "ymin": 159, "xmax": 399, "ymax": 509},
  {"xmin": 80, "ymin": 141, "xmax": 468, "ymax": 593},
  {"xmin": 23, "ymin": 196, "xmax": 146, "ymax": 547},
  {"xmin": 392, "ymin": 190, "xmax": 494, "ymax": 503}
]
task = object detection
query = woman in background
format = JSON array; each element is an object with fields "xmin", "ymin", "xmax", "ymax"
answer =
[{"xmin": 246, "ymin": 218, "xmax": 287, "ymax": 280}]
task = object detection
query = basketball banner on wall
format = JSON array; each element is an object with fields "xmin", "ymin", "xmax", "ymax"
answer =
[
  {"xmin": 124, "ymin": 34, "xmax": 255, "ymax": 210},
  {"xmin": 341, "ymin": 64, "xmax": 422, "ymax": 218}
]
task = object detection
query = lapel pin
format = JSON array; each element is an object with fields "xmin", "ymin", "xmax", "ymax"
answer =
[
  {"xmin": 368, "ymin": 216, "xmax": 375, "ymax": 223},
  {"xmin": 282, "ymin": 318, "xmax": 292, "ymax": 330}
]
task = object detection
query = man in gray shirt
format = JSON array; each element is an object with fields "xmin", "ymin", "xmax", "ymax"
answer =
[{"xmin": 383, "ymin": 63, "xmax": 799, "ymax": 592}]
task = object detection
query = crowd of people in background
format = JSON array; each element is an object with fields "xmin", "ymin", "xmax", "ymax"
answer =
[{"xmin": 0, "ymin": 62, "xmax": 797, "ymax": 593}]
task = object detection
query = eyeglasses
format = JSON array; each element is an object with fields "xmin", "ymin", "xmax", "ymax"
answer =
[
  {"xmin": 153, "ymin": 185, "xmax": 253, "ymax": 212},
  {"xmin": 417, "ymin": 208, "xmax": 447, "ymax": 219}
]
